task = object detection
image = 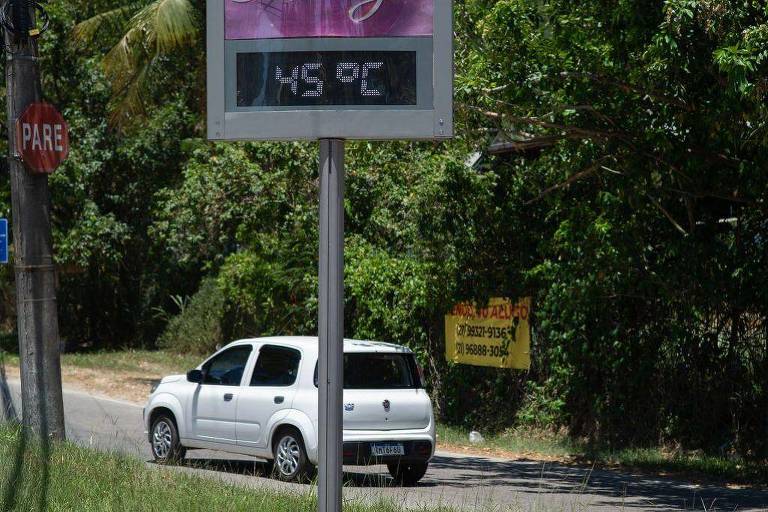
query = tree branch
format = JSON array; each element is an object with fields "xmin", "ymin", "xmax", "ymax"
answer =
[
  {"xmin": 525, "ymin": 158, "xmax": 610, "ymax": 205},
  {"xmin": 647, "ymin": 195, "xmax": 688, "ymax": 236},
  {"xmin": 559, "ymin": 71, "xmax": 694, "ymax": 112}
]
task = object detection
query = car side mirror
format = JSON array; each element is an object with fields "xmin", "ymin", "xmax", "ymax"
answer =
[{"xmin": 187, "ymin": 369, "xmax": 203, "ymax": 384}]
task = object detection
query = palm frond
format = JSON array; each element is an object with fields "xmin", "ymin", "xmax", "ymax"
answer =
[
  {"xmin": 108, "ymin": 59, "xmax": 154, "ymax": 128},
  {"xmin": 75, "ymin": 0, "xmax": 200, "ymax": 128},
  {"xmin": 72, "ymin": 3, "xmax": 147, "ymax": 45},
  {"xmin": 102, "ymin": 25, "xmax": 144, "ymax": 87},
  {"xmin": 102, "ymin": 0, "xmax": 198, "ymax": 98},
  {"xmin": 134, "ymin": 0, "xmax": 198, "ymax": 53}
]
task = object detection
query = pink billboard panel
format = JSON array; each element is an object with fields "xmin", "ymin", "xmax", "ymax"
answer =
[{"xmin": 225, "ymin": 0, "xmax": 434, "ymax": 40}]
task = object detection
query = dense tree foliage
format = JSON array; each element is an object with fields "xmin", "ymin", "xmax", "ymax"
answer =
[
  {"xmin": 0, "ymin": 0, "xmax": 766, "ymax": 459},
  {"xmin": 454, "ymin": 0, "xmax": 768, "ymax": 454}
]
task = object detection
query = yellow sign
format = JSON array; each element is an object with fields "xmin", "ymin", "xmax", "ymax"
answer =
[{"xmin": 445, "ymin": 297, "xmax": 532, "ymax": 369}]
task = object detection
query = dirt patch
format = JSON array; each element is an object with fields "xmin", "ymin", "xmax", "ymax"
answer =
[
  {"xmin": 3, "ymin": 364, "xmax": 152, "ymax": 405},
  {"xmin": 435, "ymin": 441, "xmax": 576, "ymax": 463}
]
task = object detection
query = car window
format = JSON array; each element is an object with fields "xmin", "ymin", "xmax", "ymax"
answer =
[
  {"xmin": 313, "ymin": 353, "xmax": 422, "ymax": 390},
  {"xmin": 344, "ymin": 353, "xmax": 418, "ymax": 389},
  {"xmin": 202, "ymin": 345, "xmax": 252, "ymax": 386},
  {"xmin": 250, "ymin": 345, "xmax": 301, "ymax": 387}
]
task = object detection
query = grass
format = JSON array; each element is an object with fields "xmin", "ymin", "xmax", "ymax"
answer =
[
  {"xmin": 437, "ymin": 424, "xmax": 577, "ymax": 459},
  {"xmin": 0, "ymin": 349, "xmax": 201, "ymax": 376},
  {"xmin": 594, "ymin": 447, "xmax": 768, "ymax": 483},
  {"xmin": 0, "ymin": 425, "xmax": 457, "ymax": 512},
  {"xmin": 60, "ymin": 350, "xmax": 202, "ymax": 375},
  {"xmin": 437, "ymin": 424, "xmax": 768, "ymax": 484}
]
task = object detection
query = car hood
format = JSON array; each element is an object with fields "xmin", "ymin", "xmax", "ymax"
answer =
[{"xmin": 160, "ymin": 374, "xmax": 185, "ymax": 384}]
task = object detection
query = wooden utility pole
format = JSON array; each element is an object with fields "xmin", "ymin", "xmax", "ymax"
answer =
[{"xmin": 3, "ymin": 0, "xmax": 65, "ymax": 440}]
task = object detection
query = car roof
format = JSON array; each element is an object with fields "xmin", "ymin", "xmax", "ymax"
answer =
[{"xmin": 227, "ymin": 336, "xmax": 412, "ymax": 354}]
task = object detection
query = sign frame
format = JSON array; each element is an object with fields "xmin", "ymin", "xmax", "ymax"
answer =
[{"xmin": 207, "ymin": 0, "xmax": 454, "ymax": 141}]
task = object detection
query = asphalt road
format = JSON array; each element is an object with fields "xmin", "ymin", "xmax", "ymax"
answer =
[{"xmin": 1, "ymin": 380, "xmax": 766, "ymax": 511}]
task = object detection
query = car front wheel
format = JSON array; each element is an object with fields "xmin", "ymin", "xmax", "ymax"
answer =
[
  {"xmin": 388, "ymin": 461, "xmax": 428, "ymax": 486},
  {"xmin": 272, "ymin": 428, "xmax": 313, "ymax": 482},
  {"xmin": 150, "ymin": 414, "xmax": 185, "ymax": 464}
]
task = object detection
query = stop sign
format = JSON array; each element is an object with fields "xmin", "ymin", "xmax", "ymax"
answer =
[{"xmin": 15, "ymin": 103, "xmax": 69, "ymax": 174}]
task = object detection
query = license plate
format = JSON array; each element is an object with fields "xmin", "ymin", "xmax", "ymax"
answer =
[{"xmin": 371, "ymin": 443, "xmax": 405, "ymax": 457}]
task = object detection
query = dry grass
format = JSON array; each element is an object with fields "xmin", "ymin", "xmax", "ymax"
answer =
[{"xmin": 1, "ymin": 350, "xmax": 200, "ymax": 404}]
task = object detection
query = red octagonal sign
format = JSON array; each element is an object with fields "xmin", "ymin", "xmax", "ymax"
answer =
[{"xmin": 15, "ymin": 103, "xmax": 69, "ymax": 174}]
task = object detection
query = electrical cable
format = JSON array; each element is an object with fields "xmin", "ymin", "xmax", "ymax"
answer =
[{"xmin": 0, "ymin": 0, "xmax": 50, "ymax": 38}]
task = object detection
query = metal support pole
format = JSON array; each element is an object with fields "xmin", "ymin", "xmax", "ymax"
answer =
[
  {"xmin": 318, "ymin": 139, "xmax": 344, "ymax": 512},
  {"xmin": 4, "ymin": 8, "xmax": 65, "ymax": 440}
]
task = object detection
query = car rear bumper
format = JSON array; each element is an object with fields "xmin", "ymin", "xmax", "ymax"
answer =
[
  {"xmin": 343, "ymin": 440, "xmax": 433, "ymax": 465},
  {"xmin": 306, "ymin": 421, "xmax": 436, "ymax": 466},
  {"xmin": 337, "ymin": 427, "xmax": 435, "ymax": 466}
]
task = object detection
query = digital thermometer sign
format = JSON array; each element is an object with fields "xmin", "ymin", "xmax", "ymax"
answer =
[
  {"xmin": 236, "ymin": 51, "xmax": 418, "ymax": 107},
  {"xmin": 208, "ymin": 0, "xmax": 453, "ymax": 140}
]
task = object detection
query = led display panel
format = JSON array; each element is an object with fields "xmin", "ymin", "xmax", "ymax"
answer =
[{"xmin": 236, "ymin": 51, "xmax": 418, "ymax": 108}]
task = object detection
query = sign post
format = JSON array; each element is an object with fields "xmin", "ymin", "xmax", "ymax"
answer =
[
  {"xmin": 317, "ymin": 139, "xmax": 345, "ymax": 512},
  {"xmin": 207, "ymin": 2, "xmax": 453, "ymax": 510}
]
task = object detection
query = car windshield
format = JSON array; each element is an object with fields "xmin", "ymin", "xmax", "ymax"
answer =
[{"xmin": 343, "ymin": 353, "xmax": 421, "ymax": 390}]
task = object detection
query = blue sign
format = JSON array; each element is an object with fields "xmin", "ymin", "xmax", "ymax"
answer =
[{"xmin": 0, "ymin": 219, "xmax": 7, "ymax": 264}]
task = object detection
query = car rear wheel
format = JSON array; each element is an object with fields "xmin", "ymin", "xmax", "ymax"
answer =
[
  {"xmin": 387, "ymin": 461, "xmax": 428, "ymax": 486},
  {"xmin": 272, "ymin": 428, "xmax": 313, "ymax": 482},
  {"xmin": 151, "ymin": 414, "xmax": 186, "ymax": 464}
]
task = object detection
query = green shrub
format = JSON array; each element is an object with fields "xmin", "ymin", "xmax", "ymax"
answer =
[
  {"xmin": 157, "ymin": 278, "xmax": 226, "ymax": 355},
  {"xmin": 217, "ymin": 247, "xmax": 318, "ymax": 341},
  {"xmin": 515, "ymin": 381, "xmax": 566, "ymax": 429}
]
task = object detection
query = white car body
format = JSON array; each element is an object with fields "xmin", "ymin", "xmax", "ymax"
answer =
[{"xmin": 144, "ymin": 337, "xmax": 435, "ymax": 469}]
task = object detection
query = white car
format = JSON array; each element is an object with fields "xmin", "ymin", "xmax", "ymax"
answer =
[{"xmin": 144, "ymin": 337, "xmax": 435, "ymax": 484}]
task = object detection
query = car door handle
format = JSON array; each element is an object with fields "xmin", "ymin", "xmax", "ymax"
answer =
[
  {"xmin": 223, "ymin": 393, "xmax": 234, "ymax": 402},
  {"xmin": 274, "ymin": 396, "xmax": 285, "ymax": 404}
]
